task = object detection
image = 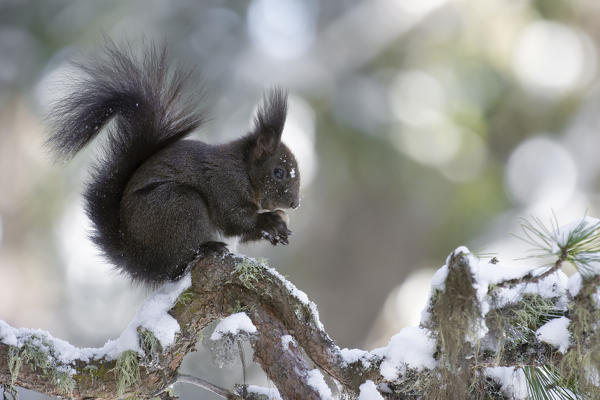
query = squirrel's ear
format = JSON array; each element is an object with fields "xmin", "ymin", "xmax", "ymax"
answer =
[{"xmin": 250, "ymin": 88, "xmax": 288, "ymax": 161}]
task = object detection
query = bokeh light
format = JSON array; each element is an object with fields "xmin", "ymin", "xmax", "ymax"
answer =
[
  {"xmin": 248, "ymin": 0, "xmax": 318, "ymax": 60},
  {"xmin": 389, "ymin": 70, "xmax": 446, "ymax": 127},
  {"xmin": 512, "ymin": 21, "xmax": 596, "ymax": 95},
  {"xmin": 504, "ymin": 136, "xmax": 577, "ymax": 208},
  {"xmin": 281, "ymin": 95, "xmax": 318, "ymax": 188},
  {"xmin": 393, "ymin": 118, "xmax": 463, "ymax": 167}
]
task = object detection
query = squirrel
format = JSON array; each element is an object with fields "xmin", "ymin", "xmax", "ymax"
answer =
[{"xmin": 46, "ymin": 42, "xmax": 300, "ymax": 285}]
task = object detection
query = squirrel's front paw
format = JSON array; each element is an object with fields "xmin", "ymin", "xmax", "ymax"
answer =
[{"xmin": 258, "ymin": 212, "xmax": 292, "ymax": 245}]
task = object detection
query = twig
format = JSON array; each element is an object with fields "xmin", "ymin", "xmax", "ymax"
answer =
[
  {"xmin": 238, "ymin": 341, "xmax": 246, "ymax": 385},
  {"xmin": 176, "ymin": 374, "xmax": 231, "ymax": 399},
  {"xmin": 493, "ymin": 255, "xmax": 564, "ymax": 289}
]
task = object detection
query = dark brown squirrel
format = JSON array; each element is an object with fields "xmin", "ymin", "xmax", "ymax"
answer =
[{"xmin": 46, "ymin": 42, "xmax": 300, "ymax": 285}]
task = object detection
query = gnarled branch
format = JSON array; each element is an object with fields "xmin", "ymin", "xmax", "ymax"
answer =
[{"xmin": 1, "ymin": 243, "xmax": 599, "ymax": 400}]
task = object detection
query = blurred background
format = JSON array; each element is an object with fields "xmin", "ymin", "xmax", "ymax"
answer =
[{"xmin": 1, "ymin": 0, "xmax": 600, "ymax": 398}]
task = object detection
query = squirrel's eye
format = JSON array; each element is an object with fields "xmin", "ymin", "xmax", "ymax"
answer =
[{"xmin": 273, "ymin": 167, "xmax": 285, "ymax": 180}]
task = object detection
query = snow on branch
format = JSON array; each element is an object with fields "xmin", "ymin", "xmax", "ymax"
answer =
[{"xmin": 0, "ymin": 217, "xmax": 600, "ymax": 399}]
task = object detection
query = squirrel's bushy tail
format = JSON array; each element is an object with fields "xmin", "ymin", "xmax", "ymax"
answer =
[{"xmin": 47, "ymin": 41, "xmax": 204, "ymax": 269}]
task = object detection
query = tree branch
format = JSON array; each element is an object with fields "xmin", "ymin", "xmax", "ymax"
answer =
[
  {"xmin": 0, "ymin": 252, "xmax": 379, "ymax": 399},
  {"xmin": 1, "ymin": 245, "xmax": 598, "ymax": 399}
]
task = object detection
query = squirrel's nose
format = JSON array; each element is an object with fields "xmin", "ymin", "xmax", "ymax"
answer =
[{"xmin": 290, "ymin": 200, "xmax": 299, "ymax": 209}]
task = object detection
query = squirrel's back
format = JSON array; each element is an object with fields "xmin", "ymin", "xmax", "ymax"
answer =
[{"xmin": 47, "ymin": 42, "xmax": 205, "ymax": 277}]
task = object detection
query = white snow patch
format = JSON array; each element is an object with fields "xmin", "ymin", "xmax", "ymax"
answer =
[
  {"xmin": 210, "ymin": 312, "xmax": 257, "ymax": 341},
  {"xmin": 341, "ymin": 347, "xmax": 373, "ymax": 369},
  {"xmin": 421, "ymin": 264, "xmax": 449, "ymax": 323},
  {"xmin": 373, "ymin": 326, "xmax": 437, "ymax": 380},
  {"xmin": 0, "ymin": 320, "xmax": 18, "ymax": 347},
  {"xmin": 290, "ymin": 167, "xmax": 296, "ymax": 178},
  {"xmin": 266, "ymin": 266, "xmax": 325, "ymax": 331},
  {"xmin": 447, "ymin": 245, "xmax": 471, "ymax": 264},
  {"xmin": 486, "ymin": 367, "xmax": 529, "ymax": 400},
  {"xmin": 568, "ymin": 272, "xmax": 582, "ymax": 297},
  {"xmin": 358, "ymin": 380, "xmax": 384, "ymax": 400},
  {"xmin": 0, "ymin": 273, "xmax": 192, "ymax": 366},
  {"xmin": 595, "ymin": 287, "xmax": 600, "ymax": 308},
  {"xmin": 489, "ymin": 268, "xmax": 568, "ymax": 310},
  {"xmin": 306, "ymin": 369, "xmax": 332, "ymax": 400},
  {"xmin": 0, "ymin": 322, "xmax": 85, "ymax": 371},
  {"xmin": 100, "ymin": 273, "xmax": 192, "ymax": 359},
  {"xmin": 247, "ymin": 385, "xmax": 282, "ymax": 400},
  {"xmin": 281, "ymin": 334, "xmax": 295, "ymax": 351},
  {"xmin": 429, "ymin": 264, "xmax": 449, "ymax": 291},
  {"xmin": 536, "ymin": 316, "xmax": 571, "ymax": 353}
]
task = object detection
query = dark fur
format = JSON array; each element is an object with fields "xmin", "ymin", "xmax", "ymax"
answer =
[{"xmin": 47, "ymin": 42, "xmax": 300, "ymax": 285}]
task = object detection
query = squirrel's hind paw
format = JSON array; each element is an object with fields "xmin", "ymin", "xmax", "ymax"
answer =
[{"xmin": 196, "ymin": 241, "xmax": 230, "ymax": 258}]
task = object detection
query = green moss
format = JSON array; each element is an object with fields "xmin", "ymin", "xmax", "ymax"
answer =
[
  {"xmin": 138, "ymin": 329, "xmax": 162, "ymax": 364},
  {"xmin": 487, "ymin": 294, "xmax": 564, "ymax": 361},
  {"xmin": 232, "ymin": 258, "xmax": 272, "ymax": 293},
  {"xmin": 558, "ymin": 282, "xmax": 600, "ymax": 396},
  {"xmin": 7, "ymin": 336, "xmax": 76, "ymax": 397},
  {"xmin": 20, "ymin": 336, "xmax": 54, "ymax": 372},
  {"xmin": 466, "ymin": 370, "xmax": 506, "ymax": 400},
  {"xmin": 422, "ymin": 252, "xmax": 488, "ymax": 399},
  {"xmin": 74, "ymin": 362, "xmax": 114, "ymax": 392},
  {"xmin": 511, "ymin": 295, "xmax": 561, "ymax": 331},
  {"xmin": 176, "ymin": 289, "xmax": 194, "ymax": 306},
  {"xmin": 7, "ymin": 346, "xmax": 21, "ymax": 386},
  {"xmin": 78, "ymin": 365, "xmax": 99, "ymax": 385},
  {"xmin": 113, "ymin": 350, "xmax": 141, "ymax": 396},
  {"xmin": 52, "ymin": 369, "xmax": 76, "ymax": 396},
  {"xmin": 226, "ymin": 300, "xmax": 251, "ymax": 315}
]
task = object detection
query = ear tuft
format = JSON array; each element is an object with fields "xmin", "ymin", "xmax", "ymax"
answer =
[{"xmin": 251, "ymin": 87, "xmax": 288, "ymax": 160}]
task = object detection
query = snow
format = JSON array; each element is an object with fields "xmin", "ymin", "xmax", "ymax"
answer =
[
  {"xmin": 429, "ymin": 264, "xmax": 449, "ymax": 291},
  {"xmin": 568, "ymin": 272, "xmax": 582, "ymax": 297},
  {"xmin": 0, "ymin": 273, "xmax": 192, "ymax": 367},
  {"xmin": 535, "ymin": 316, "xmax": 571, "ymax": 353},
  {"xmin": 446, "ymin": 245, "xmax": 471, "ymax": 264},
  {"xmin": 340, "ymin": 347, "xmax": 372, "ymax": 369},
  {"xmin": 281, "ymin": 334, "xmax": 295, "ymax": 351},
  {"xmin": 489, "ymin": 268, "xmax": 568, "ymax": 310},
  {"xmin": 420, "ymin": 264, "xmax": 448, "ymax": 323},
  {"xmin": 0, "ymin": 322, "xmax": 84, "ymax": 373},
  {"xmin": 0, "ymin": 321, "xmax": 17, "ymax": 346},
  {"xmin": 290, "ymin": 167, "xmax": 296, "ymax": 178},
  {"xmin": 425, "ymin": 246, "xmax": 571, "ymax": 341},
  {"xmin": 486, "ymin": 367, "xmax": 529, "ymax": 400},
  {"xmin": 374, "ymin": 326, "xmax": 437, "ymax": 380},
  {"xmin": 99, "ymin": 273, "xmax": 191, "ymax": 358},
  {"xmin": 266, "ymin": 266, "xmax": 325, "ymax": 331},
  {"xmin": 358, "ymin": 380, "xmax": 384, "ymax": 400},
  {"xmin": 306, "ymin": 369, "xmax": 333, "ymax": 400},
  {"xmin": 246, "ymin": 385, "xmax": 282, "ymax": 400},
  {"xmin": 210, "ymin": 312, "xmax": 257, "ymax": 341}
]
